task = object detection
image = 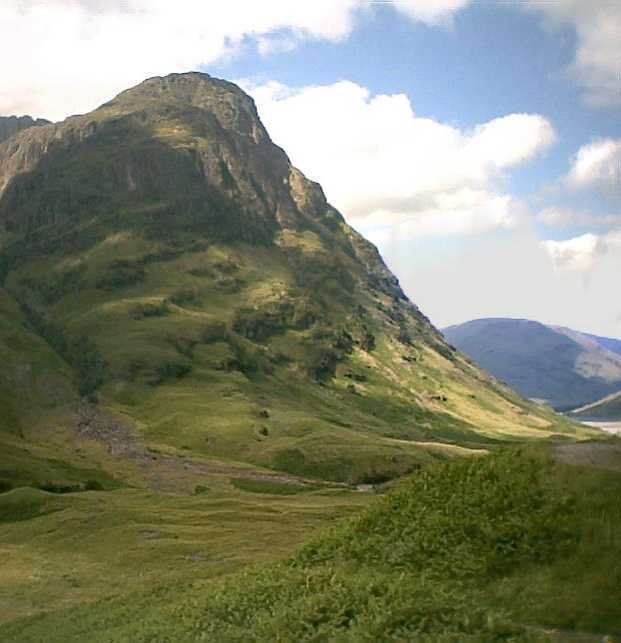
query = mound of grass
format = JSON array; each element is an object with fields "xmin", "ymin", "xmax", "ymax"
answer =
[
  {"xmin": 0, "ymin": 487, "xmax": 65, "ymax": 524},
  {"xmin": 296, "ymin": 448, "xmax": 574, "ymax": 577}
]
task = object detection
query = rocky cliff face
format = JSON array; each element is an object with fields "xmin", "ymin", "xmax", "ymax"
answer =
[
  {"xmin": 0, "ymin": 73, "xmax": 586, "ymax": 484},
  {"xmin": 0, "ymin": 115, "xmax": 50, "ymax": 145}
]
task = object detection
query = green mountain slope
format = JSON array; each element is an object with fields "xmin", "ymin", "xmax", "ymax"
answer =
[
  {"xmin": 443, "ymin": 318, "xmax": 621, "ymax": 411},
  {"xmin": 0, "ymin": 73, "xmax": 589, "ymax": 489}
]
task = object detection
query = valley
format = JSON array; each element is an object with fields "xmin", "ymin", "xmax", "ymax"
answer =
[{"xmin": 0, "ymin": 73, "xmax": 617, "ymax": 641}]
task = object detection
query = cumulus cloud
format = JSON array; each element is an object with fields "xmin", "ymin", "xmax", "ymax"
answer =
[
  {"xmin": 522, "ymin": 0, "xmax": 621, "ymax": 108},
  {"xmin": 245, "ymin": 80, "xmax": 555, "ymax": 237},
  {"xmin": 538, "ymin": 206, "xmax": 620, "ymax": 229},
  {"xmin": 564, "ymin": 138, "xmax": 621, "ymax": 199},
  {"xmin": 0, "ymin": 0, "xmax": 473, "ymax": 121},
  {"xmin": 542, "ymin": 230, "xmax": 621, "ymax": 272},
  {"xmin": 394, "ymin": 0, "xmax": 472, "ymax": 25}
]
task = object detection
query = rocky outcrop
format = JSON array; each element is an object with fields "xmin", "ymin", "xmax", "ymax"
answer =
[{"xmin": 0, "ymin": 115, "xmax": 50, "ymax": 144}]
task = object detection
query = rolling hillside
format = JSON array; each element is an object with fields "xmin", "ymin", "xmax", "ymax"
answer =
[{"xmin": 443, "ymin": 318, "xmax": 621, "ymax": 411}]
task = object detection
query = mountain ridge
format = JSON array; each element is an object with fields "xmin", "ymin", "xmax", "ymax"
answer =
[
  {"xmin": 0, "ymin": 115, "xmax": 50, "ymax": 145},
  {"xmin": 0, "ymin": 73, "xmax": 591, "ymax": 491}
]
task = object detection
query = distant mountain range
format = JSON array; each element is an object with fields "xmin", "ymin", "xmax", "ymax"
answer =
[{"xmin": 443, "ymin": 318, "xmax": 621, "ymax": 411}]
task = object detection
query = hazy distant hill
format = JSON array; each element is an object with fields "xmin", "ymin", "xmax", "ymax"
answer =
[
  {"xmin": 570, "ymin": 390, "xmax": 621, "ymax": 420},
  {"xmin": 584, "ymin": 333, "xmax": 621, "ymax": 358},
  {"xmin": 443, "ymin": 318, "xmax": 621, "ymax": 411}
]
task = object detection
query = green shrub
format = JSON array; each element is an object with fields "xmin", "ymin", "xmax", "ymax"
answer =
[
  {"xmin": 166, "ymin": 288, "xmax": 199, "ymax": 307},
  {"xmin": 149, "ymin": 362, "xmax": 192, "ymax": 385},
  {"xmin": 84, "ymin": 480, "xmax": 104, "ymax": 491},
  {"xmin": 200, "ymin": 322, "xmax": 229, "ymax": 344},
  {"xmin": 67, "ymin": 335, "xmax": 106, "ymax": 397},
  {"xmin": 305, "ymin": 345, "xmax": 341, "ymax": 382},
  {"xmin": 36, "ymin": 482, "xmax": 82, "ymax": 494},
  {"xmin": 130, "ymin": 302, "xmax": 169, "ymax": 319},
  {"xmin": 95, "ymin": 259, "xmax": 145, "ymax": 290},
  {"xmin": 0, "ymin": 480, "xmax": 13, "ymax": 493}
]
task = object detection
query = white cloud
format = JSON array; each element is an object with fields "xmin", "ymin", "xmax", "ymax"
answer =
[
  {"xmin": 542, "ymin": 234, "xmax": 605, "ymax": 272},
  {"xmin": 542, "ymin": 230, "xmax": 621, "ymax": 272},
  {"xmin": 393, "ymin": 0, "xmax": 472, "ymax": 25},
  {"xmin": 522, "ymin": 1, "xmax": 621, "ymax": 108},
  {"xmin": 245, "ymin": 80, "xmax": 555, "ymax": 237},
  {"xmin": 565, "ymin": 139, "xmax": 621, "ymax": 198},
  {"xmin": 0, "ymin": 0, "xmax": 473, "ymax": 121},
  {"xmin": 538, "ymin": 206, "xmax": 620, "ymax": 229}
]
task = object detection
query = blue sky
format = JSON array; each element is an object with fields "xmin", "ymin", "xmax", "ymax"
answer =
[{"xmin": 2, "ymin": 0, "xmax": 620, "ymax": 336}]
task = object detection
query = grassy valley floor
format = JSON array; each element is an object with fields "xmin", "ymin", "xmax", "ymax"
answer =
[{"xmin": 1, "ymin": 442, "xmax": 620, "ymax": 642}]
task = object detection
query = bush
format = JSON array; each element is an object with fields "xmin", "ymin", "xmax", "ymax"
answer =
[
  {"xmin": 67, "ymin": 335, "xmax": 106, "ymax": 397},
  {"xmin": 95, "ymin": 259, "xmax": 145, "ymax": 290},
  {"xmin": 36, "ymin": 482, "xmax": 82, "ymax": 494},
  {"xmin": 130, "ymin": 302, "xmax": 169, "ymax": 319},
  {"xmin": 0, "ymin": 480, "xmax": 13, "ymax": 493},
  {"xmin": 361, "ymin": 331, "xmax": 376, "ymax": 352},
  {"xmin": 166, "ymin": 288, "xmax": 199, "ymax": 307},
  {"xmin": 200, "ymin": 322, "xmax": 229, "ymax": 344},
  {"xmin": 305, "ymin": 346, "xmax": 341, "ymax": 382},
  {"xmin": 150, "ymin": 362, "xmax": 192, "ymax": 385},
  {"xmin": 84, "ymin": 480, "xmax": 104, "ymax": 491}
]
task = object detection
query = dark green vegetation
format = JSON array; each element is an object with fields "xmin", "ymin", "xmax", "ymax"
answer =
[
  {"xmin": 443, "ymin": 318, "xmax": 621, "ymax": 411},
  {"xmin": 3, "ymin": 447, "xmax": 620, "ymax": 642},
  {"xmin": 230, "ymin": 477, "xmax": 318, "ymax": 494}
]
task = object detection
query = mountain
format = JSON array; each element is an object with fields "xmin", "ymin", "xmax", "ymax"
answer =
[
  {"xmin": 443, "ymin": 318, "xmax": 621, "ymax": 411},
  {"xmin": 0, "ymin": 73, "xmax": 588, "ymax": 491},
  {"xmin": 583, "ymin": 332, "xmax": 621, "ymax": 358},
  {"xmin": 0, "ymin": 115, "xmax": 50, "ymax": 144},
  {"xmin": 570, "ymin": 390, "xmax": 621, "ymax": 420}
]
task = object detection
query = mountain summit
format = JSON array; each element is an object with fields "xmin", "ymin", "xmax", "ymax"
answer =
[{"xmin": 0, "ymin": 73, "xmax": 587, "ymax": 487}]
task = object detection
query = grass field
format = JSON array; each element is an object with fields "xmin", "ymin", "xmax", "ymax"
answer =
[
  {"xmin": 2, "ymin": 443, "xmax": 620, "ymax": 642},
  {"xmin": 0, "ymin": 479, "xmax": 370, "ymax": 626}
]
